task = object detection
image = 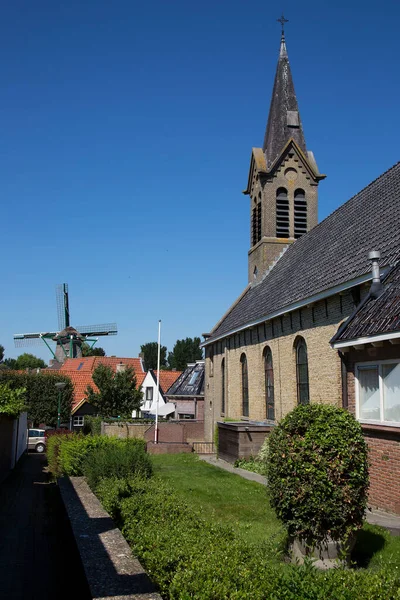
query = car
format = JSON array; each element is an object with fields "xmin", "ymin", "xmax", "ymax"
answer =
[{"xmin": 27, "ymin": 429, "xmax": 46, "ymax": 453}]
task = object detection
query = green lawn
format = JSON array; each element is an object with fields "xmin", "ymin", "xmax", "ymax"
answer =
[
  {"xmin": 152, "ymin": 453, "xmax": 400, "ymax": 568},
  {"xmin": 152, "ymin": 453, "xmax": 282, "ymax": 545}
]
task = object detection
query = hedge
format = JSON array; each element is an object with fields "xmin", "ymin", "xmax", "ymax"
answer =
[
  {"xmin": 46, "ymin": 434, "xmax": 148, "ymax": 479},
  {"xmin": 95, "ymin": 475, "xmax": 400, "ymax": 600}
]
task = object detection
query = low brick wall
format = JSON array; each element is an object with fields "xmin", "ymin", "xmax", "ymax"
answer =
[
  {"xmin": 218, "ymin": 421, "xmax": 274, "ymax": 463},
  {"xmin": 144, "ymin": 421, "xmax": 204, "ymax": 444},
  {"xmin": 102, "ymin": 423, "xmax": 152, "ymax": 439},
  {"xmin": 147, "ymin": 442, "xmax": 193, "ymax": 455},
  {"xmin": 362, "ymin": 425, "xmax": 400, "ymax": 514}
]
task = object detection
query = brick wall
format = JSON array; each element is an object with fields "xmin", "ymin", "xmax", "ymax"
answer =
[
  {"xmin": 204, "ymin": 289, "xmax": 358, "ymax": 441},
  {"xmin": 344, "ymin": 346, "xmax": 400, "ymax": 514},
  {"xmin": 248, "ymin": 150, "xmax": 320, "ymax": 283},
  {"xmin": 144, "ymin": 421, "xmax": 204, "ymax": 444},
  {"xmin": 218, "ymin": 422, "xmax": 273, "ymax": 463},
  {"xmin": 147, "ymin": 441, "xmax": 193, "ymax": 455}
]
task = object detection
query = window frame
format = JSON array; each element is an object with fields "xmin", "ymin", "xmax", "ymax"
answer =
[
  {"xmin": 355, "ymin": 359, "xmax": 400, "ymax": 427},
  {"xmin": 73, "ymin": 415, "xmax": 84, "ymax": 427},
  {"xmin": 264, "ymin": 347, "xmax": 275, "ymax": 420},
  {"xmin": 241, "ymin": 353, "xmax": 249, "ymax": 417},
  {"xmin": 145, "ymin": 386, "xmax": 153, "ymax": 401},
  {"xmin": 295, "ymin": 337, "xmax": 310, "ymax": 405}
]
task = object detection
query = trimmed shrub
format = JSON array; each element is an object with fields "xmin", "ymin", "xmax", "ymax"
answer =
[
  {"xmin": 83, "ymin": 439, "xmax": 152, "ymax": 489},
  {"xmin": 95, "ymin": 475, "xmax": 400, "ymax": 600},
  {"xmin": 46, "ymin": 431, "xmax": 77, "ymax": 479},
  {"xmin": 266, "ymin": 404, "xmax": 369, "ymax": 546}
]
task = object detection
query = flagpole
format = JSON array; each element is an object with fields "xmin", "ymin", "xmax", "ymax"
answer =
[{"xmin": 154, "ymin": 319, "xmax": 161, "ymax": 444}]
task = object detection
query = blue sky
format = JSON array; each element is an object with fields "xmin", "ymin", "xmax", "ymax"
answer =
[{"xmin": 1, "ymin": 0, "xmax": 399, "ymax": 362}]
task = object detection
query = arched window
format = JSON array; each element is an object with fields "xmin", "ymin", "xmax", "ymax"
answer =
[
  {"xmin": 252, "ymin": 201, "xmax": 262, "ymax": 246},
  {"xmin": 221, "ymin": 358, "xmax": 225, "ymax": 414},
  {"xmin": 295, "ymin": 337, "xmax": 309, "ymax": 405},
  {"xmin": 294, "ymin": 189, "xmax": 307, "ymax": 239},
  {"xmin": 276, "ymin": 188, "xmax": 289, "ymax": 238},
  {"xmin": 264, "ymin": 347, "xmax": 274, "ymax": 420},
  {"xmin": 241, "ymin": 353, "xmax": 249, "ymax": 417}
]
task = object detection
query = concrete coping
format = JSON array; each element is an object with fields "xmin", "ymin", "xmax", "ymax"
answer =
[{"xmin": 59, "ymin": 476, "xmax": 162, "ymax": 600}]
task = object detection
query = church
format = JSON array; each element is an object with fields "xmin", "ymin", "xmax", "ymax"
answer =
[{"xmin": 202, "ymin": 26, "xmax": 400, "ymax": 514}]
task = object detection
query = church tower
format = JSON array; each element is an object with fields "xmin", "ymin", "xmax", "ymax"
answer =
[{"xmin": 244, "ymin": 21, "xmax": 325, "ymax": 284}]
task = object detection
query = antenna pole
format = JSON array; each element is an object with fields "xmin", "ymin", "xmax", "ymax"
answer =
[{"xmin": 154, "ymin": 320, "xmax": 161, "ymax": 444}]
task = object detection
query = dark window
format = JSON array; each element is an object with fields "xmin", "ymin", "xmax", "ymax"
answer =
[
  {"xmin": 294, "ymin": 189, "xmax": 307, "ymax": 238},
  {"xmin": 252, "ymin": 202, "xmax": 262, "ymax": 246},
  {"xmin": 276, "ymin": 188, "xmax": 289, "ymax": 238},
  {"xmin": 241, "ymin": 354, "xmax": 249, "ymax": 416},
  {"xmin": 296, "ymin": 338, "xmax": 310, "ymax": 405},
  {"xmin": 146, "ymin": 387, "xmax": 153, "ymax": 401},
  {"xmin": 221, "ymin": 358, "xmax": 225, "ymax": 414},
  {"xmin": 264, "ymin": 347, "xmax": 274, "ymax": 420}
]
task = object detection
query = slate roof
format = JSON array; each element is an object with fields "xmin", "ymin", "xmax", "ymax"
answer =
[
  {"xmin": 263, "ymin": 33, "xmax": 307, "ymax": 168},
  {"xmin": 60, "ymin": 357, "xmax": 146, "ymax": 410},
  {"xmin": 166, "ymin": 361, "xmax": 205, "ymax": 397},
  {"xmin": 207, "ymin": 162, "xmax": 400, "ymax": 343},
  {"xmin": 331, "ymin": 260, "xmax": 400, "ymax": 343}
]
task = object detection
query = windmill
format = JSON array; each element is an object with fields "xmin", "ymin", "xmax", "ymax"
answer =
[{"xmin": 14, "ymin": 284, "xmax": 117, "ymax": 364}]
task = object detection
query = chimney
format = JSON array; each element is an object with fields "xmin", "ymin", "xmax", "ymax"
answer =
[
  {"xmin": 116, "ymin": 362, "xmax": 127, "ymax": 373},
  {"xmin": 368, "ymin": 250, "xmax": 383, "ymax": 299}
]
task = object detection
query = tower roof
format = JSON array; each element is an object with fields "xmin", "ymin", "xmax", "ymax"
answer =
[{"xmin": 263, "ymin": 32, "xmax": 307, "ymax": 168}]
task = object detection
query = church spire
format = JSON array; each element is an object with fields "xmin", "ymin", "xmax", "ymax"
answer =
[{"xmin": 263, "ymin": 20, "xmax": 307, "ymax": 168}]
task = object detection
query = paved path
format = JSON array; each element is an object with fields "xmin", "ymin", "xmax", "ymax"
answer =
[
  {"xmin": 199, "ymin": 455, "xmax": 400, "ymax": 535},
  {"xmin": 0, "ymin": 453, "xmax": 91, "ymax": 600}
]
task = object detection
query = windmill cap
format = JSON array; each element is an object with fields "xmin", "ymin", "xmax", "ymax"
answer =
[{"xmin": 368, "ymin": 250, "xmax": 381, "ymax": 261}]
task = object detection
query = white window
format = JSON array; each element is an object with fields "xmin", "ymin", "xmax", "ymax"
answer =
[
  {"xmin": 356, "ymin": 361, "xmax": 400, "ymax": 426},
  {"xmin": 73, "ymin": 416, "xmax": 84, "ymax": 427},
  {"xmin": 146, "ymin": 387, "xmax": 153, "ymax": 401}
]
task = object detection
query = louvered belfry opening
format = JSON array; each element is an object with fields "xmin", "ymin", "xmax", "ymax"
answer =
[
  {"xmin": 276, "ymin": 187, "xmax": 289, "ymax": 238},
  {"xmin": 252, "ymin": 201, "xmax": 262, "ymax": 246},
  {"xmin": 294, "ymin": 188, "xmax": 307, "ymax": 238}
]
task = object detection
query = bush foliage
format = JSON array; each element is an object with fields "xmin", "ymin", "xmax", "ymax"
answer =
[
  {"xmin": 95, "ymin": 474, "xmax": 400, "ymax": 600},
  {"xmin": 0, "ymin": 370, "xmax": 72, "ymax": 426},
  {"xmin": 0, "ymin": 383, "xmax": 26, "ymax": 418},
  {"xmin": 266, "ymin": 404, "xmax": 369, "ymax": 546},
  {"xmin": 83, "ymin": 439, "xmax": 152, "ymax": 489},
  {"xmin": 47, "ymin": 433, "xmax": 149, "ymax": 482}
]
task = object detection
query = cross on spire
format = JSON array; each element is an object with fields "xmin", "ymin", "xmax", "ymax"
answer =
[{"xmin": 277, "ymin": 14, "xmax": 288, "ymax": 34}]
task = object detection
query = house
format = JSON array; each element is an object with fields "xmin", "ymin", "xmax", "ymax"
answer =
[
  {"xmin": 202, "ymin": 27, "xmax": 400, "ymax": 513},
  {"xmin": 0, "ymin": 412, "xmax": 27, "ymax": 482},
  {"xmin": 165, "ymin": 361, "xmax": 205, "ymax": 420},
  {"xmin": 134, "ymin": 369, "xmax": 182, "ymax": 419},
  {"xmin": 330, "ymin": 258, "xmax": 400, "ymax": 514},
  {"xmin": 60, "ymin": 357, "xmax": 146, "ymax": 429}
]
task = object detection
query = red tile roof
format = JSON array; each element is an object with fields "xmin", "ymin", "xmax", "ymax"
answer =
[
  {"xmin": 154, "ymin": 370, "xmax": 183, "ymax": 394},
  {"xmin": 60, "ymin": 357, "xmax": 146, "ymax": 411}
]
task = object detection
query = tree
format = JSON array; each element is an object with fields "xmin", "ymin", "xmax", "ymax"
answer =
[
  {"xmin": 0, "ymin": 345, "xmax": 4, "ymax": 362},
  {"xmin": 81, "ymin": 342, "xmax": 106, "ymax": 357},
  {"xmin": 168, "ymin": 337, "xmax": 203, "ymax": 371},
  {"xmin": 140, "ymin": 342, "xmax": 167, "ymax": 370},
  {"xmin": 0, "ymin": 383, "xmax": 26, "ymax": 418},
  {"xmin": 7, "ymin": 353, "xmax": 47, "ymax": 370},
  {"xmin": 85, "ymin": 364, "xmax": 142, "ymax": 418}
]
